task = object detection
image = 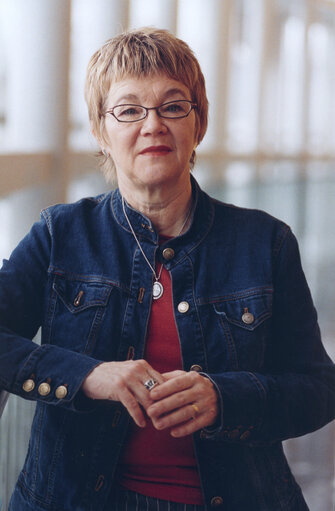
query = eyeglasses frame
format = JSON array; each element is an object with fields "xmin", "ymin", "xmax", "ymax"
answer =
[{"xmin": 104, "ymin": 99, "xmax": 197, "ymax": 123}]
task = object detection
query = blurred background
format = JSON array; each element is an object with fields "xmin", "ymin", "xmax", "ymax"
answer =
[{"xmin": 0, "ymin": 0, "xmax": 334, "ymax": 509}]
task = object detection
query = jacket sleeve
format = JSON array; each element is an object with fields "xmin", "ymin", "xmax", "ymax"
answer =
[
  {"xmin": 204, "ymin": 228, "xmax": 335, "ymax": 444},
  {"xmin": 0, "ymin": 216, "xmax": 101, "ymax": 412}
]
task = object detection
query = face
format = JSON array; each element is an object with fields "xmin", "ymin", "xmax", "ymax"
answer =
[{"xmin": 100, "ymin": 75, "xmax": 197, "ymax": 194}]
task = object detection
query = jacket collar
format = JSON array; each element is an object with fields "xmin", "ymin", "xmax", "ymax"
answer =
[{"xmin": 111, "ymin": 175, "xmax": 214, "ymax": 259}]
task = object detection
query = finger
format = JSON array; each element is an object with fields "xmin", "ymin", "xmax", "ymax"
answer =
[
  {"xmin": 170, "ymin": 416, "xmax": 207, "ymax": 437},
  {"xmin": 148, "ymin": 375, "xmax": 219, "ymax": 431},
  {"xmin": 152, "ymin": 402, "xmax": 216, "ymax": 434},
  {"xmin": 136, "ymin": 370, "xmax": 167, "ymax": 409},
  {"xmin": 161, "ymin": 370, "xmax": 185, "ymax": 380},
  {"xmin": 146, "ymin": 368, "xmax": 166, "ymax": 385},
  {"xmin": 169, "ymin": 405, "xmax": 218, "ymax": 437},
  {"xmin": 123, "ymin": 361, "xmax": 165, "ymax": 409},
  {"xmin": 117, "ymin": 387, "xmax": 147, "ymax": 428},
  {"xmin": 148, "ymin": 387, "xmax": 198, "ymax": 421},
  {"xmin": 149, "ymin": 372, "xmax": 192, "ymax": 401},
  {"xmin": 151, "ymin": 402, "xmax": 198, "ymax": 430}
]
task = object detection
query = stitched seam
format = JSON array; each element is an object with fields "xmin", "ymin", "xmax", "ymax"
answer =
[{"xmin": 197, "ymin": 286, "xmax": 274, "ymax": 305}]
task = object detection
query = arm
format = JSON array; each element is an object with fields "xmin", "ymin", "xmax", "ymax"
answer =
[
  {"xmin": 204, "ymin": 228, "xmax": 335, "ymax": 444},
  {"xmin": 0, "ymin": 216, "xmax": 166, "ymax": 417},
  {"xmin": 0, "ymin": 217, "xmax": 100, "ymax": 411}
]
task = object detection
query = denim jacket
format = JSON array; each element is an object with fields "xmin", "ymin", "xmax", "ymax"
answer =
[{"xmin": 1, "ymin": 178, "xmax": 334, "ymax": 511}]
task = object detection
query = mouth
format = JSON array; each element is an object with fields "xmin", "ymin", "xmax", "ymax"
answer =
[{"xmin": 139, "ymin": 145, "xmax": 172, "ymax": 156}]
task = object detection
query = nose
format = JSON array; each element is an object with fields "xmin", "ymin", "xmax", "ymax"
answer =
[{"xmin": 140, "ymin": 108, "xmax": 168, "ymax": 135}]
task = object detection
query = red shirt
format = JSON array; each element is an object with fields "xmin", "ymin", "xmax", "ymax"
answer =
[{"xmin": 117, "ymin": 261, "xmax": 203, "ymax": 505}]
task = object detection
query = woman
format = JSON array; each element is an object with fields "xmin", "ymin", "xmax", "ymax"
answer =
[{"xmin": 1, "ymin": 28, "xmax": 334, "ymax": 511}]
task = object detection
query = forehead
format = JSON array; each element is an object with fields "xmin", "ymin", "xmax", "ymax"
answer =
[{"xmin": 106, "ymin": 75, "xmax": 191, "ymax": 105}]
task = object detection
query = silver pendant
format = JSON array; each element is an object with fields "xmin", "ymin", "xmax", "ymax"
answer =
[{"xmin": 153, "ymin": 281, "xmax": 163, "ymax": 300}]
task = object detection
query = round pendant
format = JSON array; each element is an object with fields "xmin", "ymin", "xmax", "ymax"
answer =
[{"xmin": 153, "ymin": 281, "xmax": 163, "ymax": 300}]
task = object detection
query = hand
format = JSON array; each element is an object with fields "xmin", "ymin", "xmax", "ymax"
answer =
[
  {"xmin": 146, "ymin": 370, "xmax": 219, "ymax": 437},
  {"xmin": 81, "ymin": 360, "xmax": 164, "ymax": 428}
]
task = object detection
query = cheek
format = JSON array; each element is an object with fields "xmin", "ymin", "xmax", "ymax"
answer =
[
  {"xmin": 179, "ymin": 127, "xmax": 197, "ymax": 155},
  {"xmin": 105, "ymin": 129, "xmax": 134, "ymax": 160}
]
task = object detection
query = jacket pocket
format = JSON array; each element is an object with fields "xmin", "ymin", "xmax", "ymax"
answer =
[
  {"xmin": 54, "ymin": 278, "xmax": 112, "ymax": 313},
  {"xmin": 213, "ymin": 287, "xmax": 273, "ymax": 370},
  {"xmin": 46, "ymin": 276, "xmax": 113, "ymax": 354}
]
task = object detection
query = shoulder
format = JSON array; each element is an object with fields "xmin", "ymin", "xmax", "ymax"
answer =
[
  {"xmin": 40, "ymin": 192, "xmax": 113, "ymax": 236},
  {"xmin": 210, "ymin": 195, "xmax": 284, "ymax": 224},
  {"xmin": 42, "ymin": 192, "xmax": 112, "ymax": 218},
  {"xmin": 206, "ymin": 193, "xmax": 292, "ymax": 253}
]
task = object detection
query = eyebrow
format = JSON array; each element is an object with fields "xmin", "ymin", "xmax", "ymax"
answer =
[{"xmin": 115, "ymin": 87, "xmax": 189, "ymax": 105}]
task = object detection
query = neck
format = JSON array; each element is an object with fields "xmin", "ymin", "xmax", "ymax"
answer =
[{"xmin": 120, "ymin": 176, "xmax": 193, "ymax": 237}]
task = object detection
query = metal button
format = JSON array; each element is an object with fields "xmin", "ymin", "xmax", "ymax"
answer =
[
  {"xmin": 177, "ymin": 301, "xmax": 189, "ymax": 313},
  {"xmin": 242, "ymin": 312, "xmax": 254, "ymax": 324},
  {"xmin": 22, "ymin": 379, "xmax": 35, "ymax": 392},
  {"xmin": 38, "ymin": 382, "xmax": 51, "ymax": 396},
  {"xmin": 162, "ymin": 247, "xmax": 175, "ymax": 260},
  {"xmin": 190, "ymin": 364, "xmax": 203, "ymax": 372},
  {"xmin": 211, "ymin": 496, "xmax": 224, "ymax": 507},
  {"xmin": 55, "ymin": 385, "xmax": 68, "ymax": 399}
]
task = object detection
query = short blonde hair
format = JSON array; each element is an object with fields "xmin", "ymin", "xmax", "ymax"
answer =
[{"xmin": 85, "ymin": 27, "xmax": 208, "ymax": 183}]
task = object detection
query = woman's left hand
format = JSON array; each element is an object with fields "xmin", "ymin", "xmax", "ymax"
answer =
[{"xmin": 146, "ymin": 370, "xmax": 219, "ymax": 437}]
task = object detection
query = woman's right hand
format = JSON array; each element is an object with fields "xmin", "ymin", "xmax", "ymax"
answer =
[{"xmin": 81, "ymin": 360, "xmax": 164, "ymax": 427}]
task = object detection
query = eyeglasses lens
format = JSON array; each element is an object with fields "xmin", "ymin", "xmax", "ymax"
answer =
[{"xmin": 112, "ymin": 101, "xmax": 193, "ymax": 122}]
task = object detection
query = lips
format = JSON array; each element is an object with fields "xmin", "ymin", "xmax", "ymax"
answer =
[{"xmin": 139, "ymin": 145, "xmax": 172, "ymax": 155}]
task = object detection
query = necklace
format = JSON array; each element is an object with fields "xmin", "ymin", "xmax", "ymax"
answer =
[{"xmin": 122, "ymin": 196, "xmax": 192, "ymax": 300}]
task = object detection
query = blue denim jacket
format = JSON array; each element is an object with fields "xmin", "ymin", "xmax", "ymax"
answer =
[{"xmin": 1, "ymin": 178, "xmax": 334, "ymax": 511}]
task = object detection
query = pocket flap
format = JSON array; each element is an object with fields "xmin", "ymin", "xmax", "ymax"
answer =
[
  {"xmin": 53, "ymin": 279, "xmax": 113, "ymax": 313},
  {"xmin": 213, "ymin": 289, "xmax": 273, "ymax": 331}
]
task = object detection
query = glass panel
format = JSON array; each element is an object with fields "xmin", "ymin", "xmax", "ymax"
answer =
[
  {"xmin": 69, "ymin": 0, "xmax": 128, "ymax": 151},
  {"xmin": 261, "ymin": 0, "xmax": 306, "ymax": 154},
  {"xmin": 177, "ymin": 0, "xmax": 226, "ymax": 151},
  {"xmin": 0, "ymin": 0, "xmax": 71, "ymax": 153},
  {"xmin": 129, "ymin": 0, "xmax": 176, "ymax": 30},
  {"xmin": 308, "ymin": 10, "xmax": 335, "ymax": 155},
  {"xmin": 226, "ymin": 0, "xmax": 264, "ymax": 153}
]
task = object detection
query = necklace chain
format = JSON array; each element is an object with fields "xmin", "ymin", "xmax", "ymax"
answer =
[{"xmin": 122, "ymin": 196, "xmax": 192, "ymax": 284}]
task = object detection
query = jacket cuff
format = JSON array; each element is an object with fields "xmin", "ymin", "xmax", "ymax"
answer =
[
  {"xmin": 14, "ymin": 343, "xmax": 102, "ymax": 412},
  {"xmin": 199, "ymin": 372, "xmax": 224, "ymax": 436},
  {"xmin": 200, "ymin": 371, "xmax": 266, "ymax": 442}
]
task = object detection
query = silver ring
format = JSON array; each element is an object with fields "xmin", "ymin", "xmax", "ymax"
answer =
[{"xmin": 143, "ymin": 378, "xmax": 157, "ymax": 391}]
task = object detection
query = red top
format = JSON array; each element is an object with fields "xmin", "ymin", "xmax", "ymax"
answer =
[{"xmin": 117, "ymin": 260, "xmax": 204, "ymax": 504}]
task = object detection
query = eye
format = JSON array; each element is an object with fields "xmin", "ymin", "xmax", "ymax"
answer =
[
  {"xmin": 161, "ymin": 102, "xmax": 185, "ymax": 113},
  {"xmin": 117, "ymin": 105, "xmax": 142, "ymax": 117}
]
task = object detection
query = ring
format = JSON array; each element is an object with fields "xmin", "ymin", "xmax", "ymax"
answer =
[
  {"xmin": 191, "ymin": 404, "xmax": 200, "ymax": 419},
  {"xmin": 143, "ymin": 378, "xmax": 157, "ymax": 391}
]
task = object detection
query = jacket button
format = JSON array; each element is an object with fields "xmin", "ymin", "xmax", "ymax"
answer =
[
  {"xmin": 22, "ymin": 379, "xmax": 35, "ymax": 392},
  {"xmin": 190, "ymin": 364, "xmax": 203, "ymax": 372},
  {"xmin": 178, "ymin": 301, "xmax": 189, "ymax": 313},
  {"xmin": 242, "ymin": 312, "xmax": 254, "ymax": 324},
  {"xmin": 211, "ymin": 496, "xmax": 224, "ymax": 507},
  {"xmin": 55, "ymin": 385, "xmax": 68, "ymax": 399},
  {"xmin": 38, "ymin": 382, "xmax": 51, "ymax": 396},
  {"xmin": 162, "ymin": 247, "xmax": 175, "ymax": 260}
]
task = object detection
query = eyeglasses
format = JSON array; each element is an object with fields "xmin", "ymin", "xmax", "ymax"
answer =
[{"xmin": 104, "ymin": 100, "xmax": 197, "ymax": 123}]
